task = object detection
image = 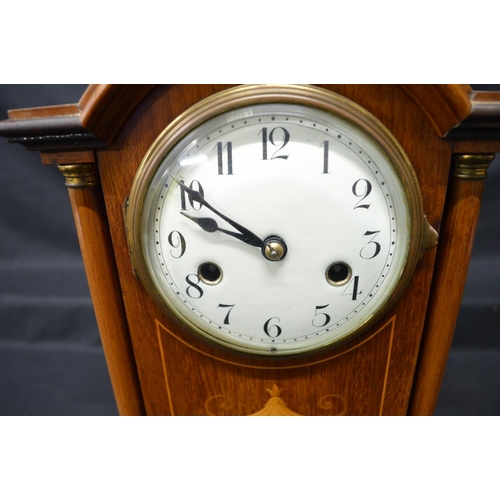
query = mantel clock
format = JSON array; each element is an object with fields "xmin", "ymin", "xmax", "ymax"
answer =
[{"xmin": 1, "ymin": 84, "xmax": 499, "ymax": 416}]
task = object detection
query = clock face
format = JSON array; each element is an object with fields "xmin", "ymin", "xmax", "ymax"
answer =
[{"xmin": 127, "ymin": 85, "xmax": 424, "ymax": 357}]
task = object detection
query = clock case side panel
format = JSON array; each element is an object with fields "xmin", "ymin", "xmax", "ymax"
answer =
[
  {"xmin": 405, "ymin": 89, "xmax": 500, "ymax": 415},
  {"xmin": 409, "ymin": 165, "xmax": 492, "ymax": 415},
  {"xmin": 56, "ymin": 165, "xmax": 146, "ymax": 416},
  {"xmin": 96, "ymin": 85, "xmax": 240, "ymax": 415},
  {"xmin": 322, "ymin": 85, "xmax": 454, "ymax": 414},
  {"xmin": 96, "ymin": 84, "xmax": 454, "ymax": 415},
  {"xmin": 381, "ymin": 88, "xmax": 500, "ymax": 415}
]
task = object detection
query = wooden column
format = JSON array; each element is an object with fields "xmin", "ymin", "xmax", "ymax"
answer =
[
  {"xmin": 56, "ymin": 157, "xmax": 145, "ymax": 416},
  {"xmin": 409, "ymin": 153, "xmax": 496, "ymax": 415}
]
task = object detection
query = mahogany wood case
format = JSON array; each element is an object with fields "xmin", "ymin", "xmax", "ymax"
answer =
[{"xmin": 1, "ymin": 84, "xmax": 498, "ymax": 416}]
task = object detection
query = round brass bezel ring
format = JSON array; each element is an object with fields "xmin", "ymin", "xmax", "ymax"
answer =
[{"xmin": 126, "ymin": 84, "xmax": 426, "ymax": 358}]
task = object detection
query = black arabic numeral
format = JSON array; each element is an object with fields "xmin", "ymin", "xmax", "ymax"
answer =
[
  {"xmin": 259, "ymin": 127, "xmax": 290, "ymax": 160},
  {"xmin": 312, "ymin": 304, "xmax": 331, "ymax": 327},
  {"xmin": 321, "ymin": 140, "xmax": 329, "ymax": 174},
  {"xmin": 260, "ymin": 127, "xmax": 268, "ymax": 160},
  {"xmin": 179, "ymin": 180, "xmax": 187, "ymax": 211},
  {"xmin": 218, "ymin": 304, "xmax": 235, "ymax": 325},
  {"xmin": 185, "ymin": 274, "xmax": 204, "ymax": 299},
  {"xmin": 167, "ymin": 230, "xmax": 186, "ymax": 258},
  {"xmin": 352, "ymin": 179, "xmax": 372, "ymax": 209},
  {"xmin": 342, "ymin": 276, "xmax": 361, "ymax": 301},
  {"xmin": 360, "ymin": 230, "xmax": 381, "ymax": 259},
  {"xmin": 180, "ymin": 180, "xmax": 205, "ymax": 211},
  {"xmin": 216, "ymin": 142, "xmax": 233, "ymax": 175},
  {"xmin": 263, "ymin": 317, "xmax": 282, "ymax": 338}
]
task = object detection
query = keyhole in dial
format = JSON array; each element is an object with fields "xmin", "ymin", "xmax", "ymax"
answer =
[
  {"xmin": 326, "ymin": 262, "xmax": 352, "ymax": 286},
  {"xmin": 198, "ymin": 262, "xmax": 223, "ymax": 285}
]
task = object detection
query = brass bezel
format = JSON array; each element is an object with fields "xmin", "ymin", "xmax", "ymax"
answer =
[{"xmin": 126, "ymin": 84, "xmax": 426, "ymax": 358}]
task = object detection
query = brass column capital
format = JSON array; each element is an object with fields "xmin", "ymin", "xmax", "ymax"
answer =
[
  {"xmin": 58, "ymin": 163, "xmax": 100, "ymax": 188},
  {"xmin": 452, "ymin": 154, "xmax": 496, "ymax": 180}
]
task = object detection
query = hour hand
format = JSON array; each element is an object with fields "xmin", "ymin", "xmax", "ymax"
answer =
[
  {"xmin": 180, "ymin": 212, "xmax": 262, "ymax": 247},
  {"xmin": 177, "ymin": 181, "xmax": 265, "ymax": 248}
]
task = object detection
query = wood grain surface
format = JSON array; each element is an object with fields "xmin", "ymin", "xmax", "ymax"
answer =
[
  {"xmin": 95, "ymin": 85, "xmax": 452, "ymax": 415},
  {"xmin": 2, "ymin": 84, "xmax": 498, "ymax": 415}
]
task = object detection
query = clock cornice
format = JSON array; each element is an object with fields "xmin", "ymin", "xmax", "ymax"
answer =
[{"xmin": 1, "ymin": 85, "xmax": 500, "ymax": 152}]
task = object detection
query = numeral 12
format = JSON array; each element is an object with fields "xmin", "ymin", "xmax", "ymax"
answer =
[{"xmin": 259, "ymin": 127, "xmax": 290, "ymax": 160}]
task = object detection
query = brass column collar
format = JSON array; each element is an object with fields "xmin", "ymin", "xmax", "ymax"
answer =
[
  {"xmin": 452, "ymin": 153, "xmax": 496, "ymax": 180},
  {"xmin": 58, "ymin": 163, "xmax": 99, "ymax": 188}
]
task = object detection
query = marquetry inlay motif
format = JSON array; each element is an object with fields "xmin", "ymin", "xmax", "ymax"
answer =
[
  {"xmin": 155, "ymin": 316, "xmax": 396, "ymax": 416},
  {"xmin": 249, "ymin": 385, "xmax": 302, "ymax": 416}
]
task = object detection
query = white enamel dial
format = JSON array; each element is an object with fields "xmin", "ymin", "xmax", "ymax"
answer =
[{"xmin": 129, "ymin": 86, "xmax": 423, "ymax": 357}]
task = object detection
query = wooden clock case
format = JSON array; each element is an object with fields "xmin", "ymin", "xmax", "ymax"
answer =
[{"xmin": 1, "ymin": 84, "xmax": 499, "ymax": 416}]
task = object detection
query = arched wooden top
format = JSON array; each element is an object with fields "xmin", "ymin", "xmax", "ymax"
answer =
[
  {"xmin": 78, "ymin": 84, "xmax": 157, "ymax": 142},
  {"xmin": 1, "ymin": 84, "xmax": 499, "ymax": 151},
  {"xmin": 78, "ymin": 84, "xmax": 475, "ymax": 140},
  {"xmin": 77, "ymin": 84, "xmax": 476, "ymax": 140},
  {"xmin": 400, "ymin": 84, "xmax": 473, "ymax": 136}
]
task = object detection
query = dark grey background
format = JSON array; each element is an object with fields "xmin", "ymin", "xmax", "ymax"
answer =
[{"xmin": 0, "ymin": 84, "xmax": 498, "ymax": 416}]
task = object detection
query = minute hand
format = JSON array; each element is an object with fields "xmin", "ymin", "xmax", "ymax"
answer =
[{"xmin": 179, "ymin": 182, "xmax": 264, "ymax": 248}]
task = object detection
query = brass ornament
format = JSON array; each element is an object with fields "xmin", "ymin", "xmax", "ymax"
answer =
[
  {"xmin": 452, "ymin": 153, "xmax": 496, "ymax": 180},
  {"xmin": 422, "ymin": 216, "xmax": 439, "ymax": 252},
  {"xmin": 58, "ymin": 163, "xmax": 99, "ymax": 188}
]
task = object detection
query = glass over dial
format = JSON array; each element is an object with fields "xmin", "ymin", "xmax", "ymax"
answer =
[{"xmin": 128, "ymin": 86, "xmax": 423, "ymax": 357}]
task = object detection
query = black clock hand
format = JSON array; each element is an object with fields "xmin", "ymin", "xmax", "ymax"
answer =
[
  {"xmin": 180, "ymin": 212, "xmax": 262, "ymax": 247},
  {"xmin": 178, "ymin": 182, "xmax": 265, "ymax": 248}
]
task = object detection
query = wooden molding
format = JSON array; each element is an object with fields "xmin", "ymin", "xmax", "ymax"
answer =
[
  {"xmin": 2, "ymin": 85, "xmax": 500, "ymax": 152},
  {"xmin": 446, "ymin": 91, "xmax": 500, "ymax": 140},
  {"xmin": 7, "ymin": 103, "xmax": 81, "ymax": 120},
  {"xmin": 78, "ymin": 84, "xmax": 157, "ymax": 143},
  {"xmin": 0, "ymin": 85, "xmax": 157, "ymax": 150},
  {"xmin": 40, "ymin": 150, "xmax": 97, "ymax": 166},
  {"xmin": 401, "ymin": 84, "xmax": 473, "ymax": 137}
]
